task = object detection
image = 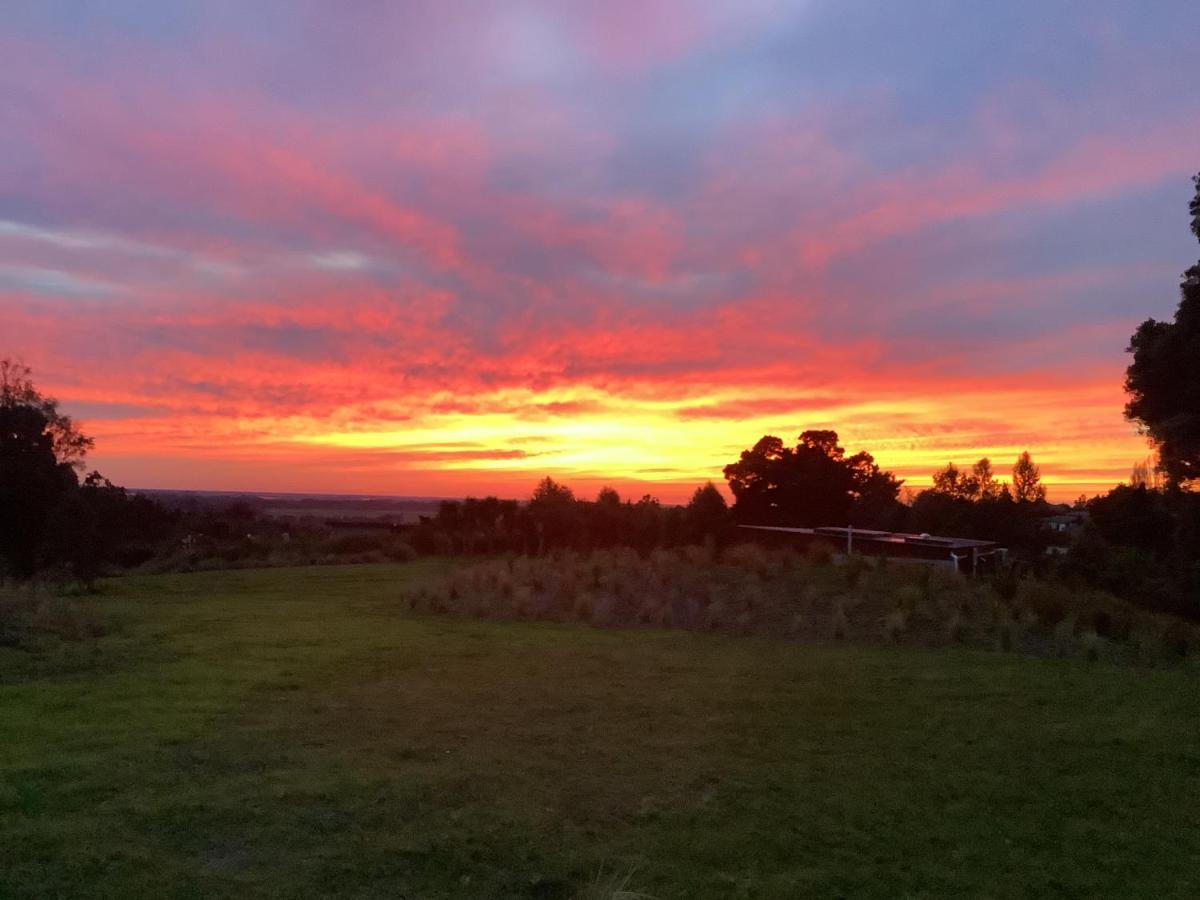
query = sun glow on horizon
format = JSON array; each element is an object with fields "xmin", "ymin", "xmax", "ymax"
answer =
[{"xmin": 68, "ymin": 372, "xmax": 1150, "ymax": 504}]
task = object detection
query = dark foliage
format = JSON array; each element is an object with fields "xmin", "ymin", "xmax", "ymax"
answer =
[
  {"xmin": 908, "ymin": 487, "xmax": 1043, "ymax": 557},
  {"xmin": 684, "ymin": 481, "xmax": 730, "ymax": 545},
  {"xmin": 1012, "ymin": 452, "xmax": 1047, "ymax": 503},
  {"xmin": 723, "ymin": 430, "xmax": 903, "ymax": 528},
  {"xmin": 1062, "ymin": 486, "xmax": 1200, "ymax": 620},
  {"xmin": 0, "ymin": 362, "xmax": 179, "ymax": 584},
  {"xmin": 414, "ymin": 482, "xmax": 724, "ymax": 557},
  {"xmin": 931, "ymin": 458, "xmax": 1001, "ymax": 501},
  {"xmin": 0, "ymin": 363, "xmax": 93, "ymax": 580},
  {"xmin": 1124, "ymin": 173, "xmax": 1200, "ymax": 486}
]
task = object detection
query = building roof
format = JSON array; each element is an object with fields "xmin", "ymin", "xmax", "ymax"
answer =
[{"xmin": 739, "ymin": 524, "xmax": 1000, "ymax": 552}]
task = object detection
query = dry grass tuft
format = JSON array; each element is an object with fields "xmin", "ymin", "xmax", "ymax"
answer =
[
  {"xmin": 882, "ymin": 608, "xmax": 908, "ymax": 643},
  {"xmin": 575, "ymin": 865, "xmax": 655, "ymax": 900},
  {"xmin": 396, "ymin": 545, "xmax": 1200, "ymax": 666}
]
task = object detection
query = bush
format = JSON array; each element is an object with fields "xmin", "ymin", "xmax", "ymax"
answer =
[
  {"xmin": 384, "ymin": 539, "xmax": 418, "ymax": 562},
  {"xmin": 325, "ymin": 532, "xmax": 387, "ymax": 556},
  {"xmin": 113, "ymin": 542, "xmax": 157, "ymax": 569},
  {"xmin": 843, "ymin": 554, "xmax": 870, "ymax": 589},
  {"xmin": 721, "ymin": 542, "xmax": 770, "ymax": 575},
  {"xmin": 1162, "ymin": 621, "xmax": 1192, "ymax": 658},
  {"xmin": 805, "ymin": 541, "xmax": 836, "ymax": 566},
  {"xmin": 991, "ymin": 566, "xmax": 1020, "ymax": 601},
  {"xmin": 1020, "ymin": 580, "xmax": 1072, "ymax": 627}
]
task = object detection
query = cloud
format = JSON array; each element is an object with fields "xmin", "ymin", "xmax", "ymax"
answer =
[
  {"xmin": 309, "ymin": 250, "xmax": 371, "ymax": 271},
  {"xmin": 0, "ymin": 265, "xmax": 116, "ymax": 297}
]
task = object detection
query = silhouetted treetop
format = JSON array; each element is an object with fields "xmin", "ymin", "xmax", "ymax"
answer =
[
  {"xmin": 596, "ymin": 486, "xmax": 621, "ymax": 506},
  {"xmin": 1125, "ymin": 174, "xmax": 1200, "ymax": 487},
  {"xmin": 687, "ymin": 482, "xmax": 727, "ymax": 516},
  {"xmin": 931, "ymin": 458, "xmax": 1001, "ymax": 501},
  {"xmin": 530, "ymin": 476, "xmax": 575, "ymax": 507},
  {"xmin": 1191, "ymin": 171, "xmax": 1200, "ymax": 243},
  {"xmin": 723, "ymin": 430, "xmax": 901, "ymax": 527},
  {"xmin": 1, "ymin": 359, "xmax": 93, "ymax": 468},
  {"xmin": 1, "ymin": 361, "xmax": 96, "ymax": 578},
  {"xmin": 1012, "ymin": 451, "xmax": 1046, "ymax": 503}
]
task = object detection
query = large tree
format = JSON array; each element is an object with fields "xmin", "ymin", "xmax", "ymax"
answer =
[
  {"xmin": 1124, "ymin": 172, "xmax": 1200, "ymax": 487},
  {"xmin": 527, "ymin": 476, "xmax": 578, "ymax": 551},
  {"xmin": 723, "ymin": 430, "xmax": 901, "ymax": 527},
  {"xmin": 930, "ymin": 458, "xmax": 1000, "ymax": 501},
  {"xmin": 1, "ymin": 359, "xmax": 93, "ymax": 467},
  {"xmin": 684, "ymin": 481, "xmax": 729, "ymax": 544},
  {"xmin": 1011, "ymin": 451, "xmax": 1046, "ymax": 504},
  {"xmin": 0, "ymin": 360, "xmax": 93, "ymax": 577}
]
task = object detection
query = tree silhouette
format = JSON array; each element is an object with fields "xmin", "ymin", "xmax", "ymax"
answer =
[
  {"xmin": 684, "ymin": 481, "xmax": 729, "ymax": 543},
  {"xmin": 973, "ymin": 458, "xmax": 1001, "ymax": 499},
  {"xmin": 724, "ymin": 430, "xmax": 901, "ymax": 527},
  {"xmin": 1011, "ymin": 451, "xmax": 1046, "ymax": 503},
  {"xmin": 1192, "ymin": 171, "xmax": 1200, "ymax": 242},
  {"xmin": 1125, "ymin": 173, "xmax": 1200, "ymax": 487},
  {"xmin": 931, "ymin": 458, "xmax": 1000, "ymax": 501},
  {"xmin": 528, "ymin": 477, "xmax": 577, "ymax": 551},
  {"xmin": 932, "ymin": 462, "xmax": 974, "ymax": 499},
  {"xmin": 592, "ymin": 486, "xmax": 624, "ymax": 548},
  {"xmin": 0, "ymin": 360, "xmax": 93, "ymax": 468},
  {"xmin": 0, "ymin": 361, "xmax": 92, "ymax": 577}
]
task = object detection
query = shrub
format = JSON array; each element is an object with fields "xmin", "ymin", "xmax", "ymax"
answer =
[
  {"xmin": 830, "ymin": 597, "xmax": 849, "ymax": 640},
  {"xmin": 805, "ymin": 541, "xmax": 836, "ymax": 566},
  {"xmin": 991, "ymin": 566, "xmax": 1020, "ymax": 602},
  {"xmin": 999, "ymin": 616, "xmax": 1021, "ymax": 653},
  {"xmin": 1020, "ymin": 580, "xmax": 1072, "ymax": 627},
  {"xmin": 844, "ymin": 554, "xmax": 870, "ymax": 589},
  {"xmin": 945, "ymin": 608, "xmax": 965, "ymax": 643},
  {"xmin": 703, "ymin": 598, "xmax": 727, "ymax": 631},
  {"xmin": 1080, "ymin": 630, "xmax": 1104, "ymax": 663},
  {"xmin": 573, "ymin": 592, "xmax": 595, "ymax": 623},
  {"xmin": 1162, "ymin": 621, "xmax": 1192, "ymax": 658},
  {"xmin": 722, "ymin": 542, "xmax": 770, "ymax": 575},
  {"xmin": 325, "ymin": 532, "xmax": 387, "ymax": 556},
  {"xmin": 386, "ymin": 540, "xmax": 418, "ymax": 562},
  {"xmin": 1052, "ymin": 614, "xmax": 1078, "ymax": 657},
  {"xmin": 882, "ymin": 609, "xmax": 907, "ymax": 643},
  {"xmin": 915, "ymin": 565, "xmax": 935, "ymax": 605},
  {"xmin": 113, "ymin": 542, "xmax": 157, "ymax": 569},
  {"xmin": 894, "ymin": 584, "xmax": 923, "ymax": 615},
  {"xmin": 0, "ymin": 585, "xmax": 105, "ymax": 649},
  {"xmin": 788, "ymin": 611, "xmax": 807, "ymax": 635}
]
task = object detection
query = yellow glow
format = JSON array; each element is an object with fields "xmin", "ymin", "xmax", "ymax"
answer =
[{"xmin": 217, "ymin": 377, "xmax": 1151, "ymax": 502}]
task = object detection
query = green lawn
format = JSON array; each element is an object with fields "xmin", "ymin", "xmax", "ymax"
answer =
[{"xmin": 2, "ymin": 562, "xmax": 1198, "ymax": 898}]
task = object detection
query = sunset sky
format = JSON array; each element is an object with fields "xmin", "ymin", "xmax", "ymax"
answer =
[{"xmin": 3, "ymin": 1, "xmax": 1197, "ymax": 503}]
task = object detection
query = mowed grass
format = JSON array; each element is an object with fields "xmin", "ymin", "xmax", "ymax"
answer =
[{"xmin": 2, "ymin": 563, "xmax": 1198, "ymax": 898}]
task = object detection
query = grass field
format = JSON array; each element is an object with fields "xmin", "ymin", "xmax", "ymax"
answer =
[{"xmin": 2, "ymin": 562, "xmax": 1199, "ymax": 898}]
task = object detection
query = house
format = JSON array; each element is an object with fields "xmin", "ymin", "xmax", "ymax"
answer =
[
  {"xmin": 1041, "ymin": 506, "xmax": 1089, "ymax": 555},
  {"xmin": 1042, "ymin": 507, "xmax": 1089, "ymax": 535}
]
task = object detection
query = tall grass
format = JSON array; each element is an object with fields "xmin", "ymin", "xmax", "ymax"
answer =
[
  {"xmin": 402, "ymin": 545, "xmax": 1199, "ymax": 666},
  {"xmin": 0, "ymin": 583, "xmax": 106, "ymax": 650}
]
